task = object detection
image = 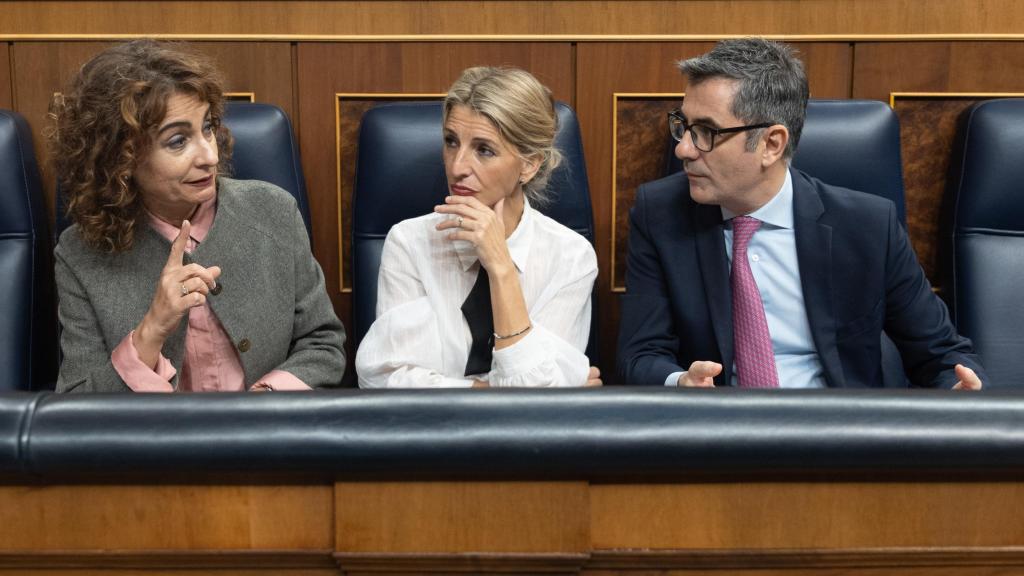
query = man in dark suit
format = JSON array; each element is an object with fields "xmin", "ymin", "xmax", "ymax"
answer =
[{"xmin": 617, "ymin": 38, "xmax": 986, "ymax": 389}]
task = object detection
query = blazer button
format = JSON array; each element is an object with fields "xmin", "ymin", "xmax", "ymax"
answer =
[
  {"xmin": 237, "ymin": 338, "xmax": 251, "ymax": 353},
  {"xmin": 210, "ymin": 282, "xmax": 222, "ymax": 295}
]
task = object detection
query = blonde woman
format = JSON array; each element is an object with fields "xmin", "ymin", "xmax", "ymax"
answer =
[{"xmin": 356, "ymin": 67, "xmax": 599, "ymax": 388}]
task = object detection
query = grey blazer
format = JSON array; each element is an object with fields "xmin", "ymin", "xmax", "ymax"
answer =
[{"xmin": 55, "ymin": 178, "xmax": 346, "ymax": 392}]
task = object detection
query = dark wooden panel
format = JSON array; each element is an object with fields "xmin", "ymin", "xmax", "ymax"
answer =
[
  {"xmin": 10, "ymin": 42, "xmax": 114, "ymax": 223},
  {"xmin": 188, "ymin": 41, "xmax": 295, "ymax": 119},
  {"xmin": 853, "ymin": 42, "xmax": 1024, "ymax": 101},
  {"xmin": 296, "ymin": 42, "xmax": 573, "ymax": 380},
  {"xmin": 0, "ymin": 43, "xmax": 11, "ymax": 110},
  {"xmin": 577, "ymin": 42, "xmax": 852, "ymax": 378},
  {"xmin": 853, "ymin": 41, "xmax": 1024, "ymax": 289},
  {"xmin": 613, "ymin": 96, "xmax": 678, "ymax": 295},
  {"xmin": 894, "ymin": 96, "xmax": 999, "ymax": 286},
  {"xmin": 3, "ymin": 1, "xmax": 1024, "ymax": 36},
  {"xmin": 10, "ymin": 41, "xmax": 293, "ymax": 228}
]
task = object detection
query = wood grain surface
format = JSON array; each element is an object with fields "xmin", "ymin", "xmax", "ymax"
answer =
[{"xmin": 2, "ymin": 1, "xmax": 1024, "ymax": 37}]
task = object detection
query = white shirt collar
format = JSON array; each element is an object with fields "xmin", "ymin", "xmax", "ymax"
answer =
[
  {"xmin": 720, "ymin": 168, "xmax": 794, "ymax": 230},
  {"xmin": 454, "ymin": 197, "xmax": 534, "ymax": 273}
]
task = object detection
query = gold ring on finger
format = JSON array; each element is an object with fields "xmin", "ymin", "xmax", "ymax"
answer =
[
  {"xmin": 181, "ymin": 282, "xmax": 189, "ymax": 296},
  {"xmin": 457, "ymin": 216, "xmax": 464, "ymax": 228}
]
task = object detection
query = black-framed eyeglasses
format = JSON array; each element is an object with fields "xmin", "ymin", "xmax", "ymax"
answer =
[{"xmin": 667, "ymin": 111, "xmax": 774, "ymax": 153}]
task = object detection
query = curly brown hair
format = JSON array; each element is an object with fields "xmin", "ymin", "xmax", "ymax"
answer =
[{"xmin": 48, "ymin": 39, "xmax": 233, "ymax": 252}]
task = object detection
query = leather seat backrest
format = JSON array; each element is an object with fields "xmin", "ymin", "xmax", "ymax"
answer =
[
  {"xmin": 223, "ymin": 102, "xmax": 311, "ymax": 236},
  {"xmin": 944, "ymin": 98, "xmax": 1024, "ymax": 388},
  {"xmin": 0, "ymin": 109, "xmax": 56, "ymax": 390}
]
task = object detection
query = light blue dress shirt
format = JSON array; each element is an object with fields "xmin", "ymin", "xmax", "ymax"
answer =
[{"xmin": 667, "ymin": 170, "xmax": 827, "ymax": 388}]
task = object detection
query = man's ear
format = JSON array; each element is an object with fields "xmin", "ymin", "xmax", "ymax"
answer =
[{"xmin": 761, "ymin": 124, "xmax": 790, "ymax": 168}]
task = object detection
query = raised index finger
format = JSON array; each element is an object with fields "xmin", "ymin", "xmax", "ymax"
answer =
[{"xmin": 166, "ymin": 219, "xmax": 192, "ymax": 267}]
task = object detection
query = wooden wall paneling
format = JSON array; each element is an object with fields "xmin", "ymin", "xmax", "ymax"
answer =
[
  {"xmin": 576, "ymin": 42, "xmax": 852, "ymax": 381},
  {"xmin": 0, "ymin": 43, "xmax": 11, "ymax": 110},
  {"xmin": 10, "ymin": 41, "xmax": 293, "ymax": 229},
  {"xmin": 853, "ymin": 42, "xmax": 1024, "ymax": 102},
  {"xmin": 0, "ymin": 481, "xmax": 1020, "ymax": 573},
  {"xmin": 11, "ymin": 42, "xmax": 115, "ymax": 224},
  {"xmin": 0, "ymin": 484, "xmax": 335, "ymax": 571},
  {"xmin": 188, "ymin": 41, "xmax": 295, "ymax": 120},
  {"xmin": 334, "ymin": 481, "xmax": 589, "ymax": 573},
  {"xmin": 3, "ymin": 1, "xmax": 1024, "ymax": 36},
  {"xmin": 296, "ymin": 41, "xmax": 573, "ymax": 380},
  {"xmin": 853, "ymin": 42, "xmax": 1024, "ymax": 291},
  {"xmin": 588, "ymin": 482, "xmax": 1024, "ymax": 574}
]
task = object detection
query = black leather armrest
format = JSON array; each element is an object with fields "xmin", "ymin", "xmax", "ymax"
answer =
[{"xmin": 12, "ymin": 388, "xmax": 1024, "ymax": 481}]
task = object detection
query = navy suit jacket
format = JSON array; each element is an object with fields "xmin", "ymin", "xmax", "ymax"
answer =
[{"xmin": 617, "ymin": 168, "xmax": 987, "ymax": 388}]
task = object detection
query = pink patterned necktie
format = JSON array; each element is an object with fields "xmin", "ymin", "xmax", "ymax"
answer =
[{"xmin": 731, "ymin": 216, "xmax": 779, "ymax": 388}]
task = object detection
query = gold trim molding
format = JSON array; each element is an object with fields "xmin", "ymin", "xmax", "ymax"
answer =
[
  {"xmin": 890, "ymin": 91, "xmax": 1024, "ymax": 107},
  {"xmin": 225, "ymin": 92, "xmax": 255, "ymax": 102}
]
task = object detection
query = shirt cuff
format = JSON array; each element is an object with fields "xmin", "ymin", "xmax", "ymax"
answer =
[
  {"xmin": 111, "ymin": 331, "xmax": 176, "ymax": 393},
  {"xmin": 666, "ymin": 371, "xmax": 684, "ymax": 386},
  {"xmin": 253, "ymin": 370, "xmax": 311, "ymax": 391},
  {"xmin": 490, "ymin": 329, "xmax": 545, "ymax": 379}
]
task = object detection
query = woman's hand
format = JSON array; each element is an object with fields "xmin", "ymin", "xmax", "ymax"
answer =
[
  {"xmin": 133, "ymin": 220, "xmax": 222, "ymax": 369},
  {"xmin": 434, "ymin": 196, "xmax": 515, "ymax": 275},
  {"xmin": 435, "ymin": 195, "xmax": 530, "ymax": 351}
]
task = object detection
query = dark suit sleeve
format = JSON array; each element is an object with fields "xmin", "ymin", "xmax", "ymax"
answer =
[
  {"xmin": 617, "ymin": 186, "xmax": 686, "ymax": 385},
  {"xmin": 881, "ymin": 202, "xmax": 988, "ymax": 387}
]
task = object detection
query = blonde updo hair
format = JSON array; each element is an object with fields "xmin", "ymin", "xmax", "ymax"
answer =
[{"xmin": 443, "ymin": 66, "xmax": 562, "ymax": 205}]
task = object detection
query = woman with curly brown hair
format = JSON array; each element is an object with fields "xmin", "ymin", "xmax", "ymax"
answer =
[{"xmin": 51, "ymin": 39, "xmax": 345, "ymax": 393}]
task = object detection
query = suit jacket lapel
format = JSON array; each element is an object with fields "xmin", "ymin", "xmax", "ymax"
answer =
[
  {"xmin": 693, "ymin": 202, "xmax": 734, "ymax": 386},
  {"xmin": 792, "ymin": 171, "xmax": 844, "ymax": 388}
]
